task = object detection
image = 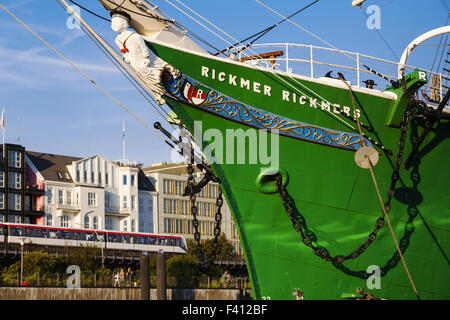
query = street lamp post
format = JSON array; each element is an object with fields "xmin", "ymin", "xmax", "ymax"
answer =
[{"xmin": 19, "ymin": 237, "xmax": 25, "ymax": 286}]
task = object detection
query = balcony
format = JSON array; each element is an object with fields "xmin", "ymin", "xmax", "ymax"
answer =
[
  {"xmin": 25, "ymin": 184, "xmax": 45, "ymax": 196},
  {"xmin": 105, "ymin": 204, "xmax": 130, "ymax": 217},
  {"xmin": 56, "ymin": 203, "xmax": 80, "ymax": 213}
]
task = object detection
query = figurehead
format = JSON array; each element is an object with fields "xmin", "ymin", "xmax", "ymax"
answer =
[{"xmin": 110, "ymin": 10, "xmax": 131, "ymax": 33}]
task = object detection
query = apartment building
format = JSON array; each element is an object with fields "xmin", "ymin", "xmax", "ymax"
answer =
[
  {"xmin": 0, "ymin": 144, "xmax": 45, "ymax": 224},
  {"xmin": 26, "ymin": 151, "xmax": 156, "ymax": 233},
  {"xmin": 144, "ymin": 162, "xmax": 242, "ymax": 256}
]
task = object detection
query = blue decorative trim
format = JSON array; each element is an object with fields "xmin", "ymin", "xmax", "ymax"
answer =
[{"xmin": 161, "ymin": 72, "xmax": 372, "ymax": 151}]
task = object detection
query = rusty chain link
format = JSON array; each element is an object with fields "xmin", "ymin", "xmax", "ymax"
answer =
[{"xmin": 187, "ymin": 144, "xmax": 223, "ymax": 267}]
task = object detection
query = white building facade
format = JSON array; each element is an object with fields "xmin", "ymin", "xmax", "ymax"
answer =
[{"xmin": 26, "ymin": 152, "xmax": 156, "ymax": 233}]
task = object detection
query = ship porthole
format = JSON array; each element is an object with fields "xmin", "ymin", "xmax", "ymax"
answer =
[{"xmin": 255, "ymin": 167, "xmax": 289, "ymax": 194}]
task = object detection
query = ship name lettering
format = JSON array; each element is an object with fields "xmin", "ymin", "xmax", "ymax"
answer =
[
  {"xmin": 201, "ymin": 66, "xmax": 272, "ymax": 97},
  {"xmin": 282, "ymin": 89, "xmax": 360, "ymax": 118},
  {"xmin": 201, "ymin": 66, "xmax": 359, "ymax": 118}
]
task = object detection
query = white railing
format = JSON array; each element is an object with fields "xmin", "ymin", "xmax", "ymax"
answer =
[{"xmin": 238, "ymin": 43, "xmax": 449, "ymax": 107}]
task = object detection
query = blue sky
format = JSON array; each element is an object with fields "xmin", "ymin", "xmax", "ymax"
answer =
[{"xmin": 0, "ymin": 0, "xmax": 448, "ymax": 166}]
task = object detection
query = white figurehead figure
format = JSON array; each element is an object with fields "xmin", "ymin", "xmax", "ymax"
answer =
[{"xmin": 111, "ymin": 11, "xmax": 169, "ymax": 105}]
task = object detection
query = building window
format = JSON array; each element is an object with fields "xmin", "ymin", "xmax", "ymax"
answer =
[
  {"xmin": 105, "ymin": 218, "xmax": 112, "ymax": 230},
  {"xmin": 45, "ymin": 214, "xmax": 53, "ymax": 226},
  {"xmin": 61, "ymin": 215, "xmax": 70, "ymax": 227},
  {"xmin": 84, "ymin": 215, "xmax": 90, "ymax": 228},
  {"xmin": 0, "ymin": 193, "xmax": 4, "ymax": 209},
  {"xmin": 131, "ymin": 195, "xmax": 136, "ymax": 210},
  {"xmin": 93, "ymin": 216, "xmax": 98, "ymax": 229},
  {"xmin": 131, "ymin": 174, "xmax": 135, "ymax": 186},
  {"xmin": 88, "ymin": 192, "xmax": 97, "ymax": 207},
  {"xmin": 0, "ymin": 171, "xmax": 4, "ymax": 187},
  {"xmin": 105, "ymin": 173, "xmax": 109, "ymax": 185},
  {"xmin": 58, "ymin": 190, "xmax": 63, "ymax": 205},
  {"xmin": 8, "ymin": 172, "xmax": 21, "ymax": 189},
  {"xmin": 8, "ymin": 215, "xmax": 21, "ymax": 223},
  {"xmin": 139, "ymin": 222, "xmax": 144, "ymax": 233},
  {"xmin": 8, "ymin": 151, "xmax": 21, "ymax": 168},
  {"xmin": 91, "ymin": 171, "xmax": 95, "ymax": 183},
  {"xmin": 83, "ymin": 170, "xmax": 87, "ymax": 182},
  {"xmin": 8, "ymin": 193, "xmax": 21, "ymax": 211},
  {"xmin": 76, "ymin": 170, "xmax": 80, "ymax": 182},
  {"xmin": 123, "ymin": 220, "xmax": 128, "ymax": 232},
  {"xmin": 25, "ymin": 195, "xmax": 31, "ymax": 211},
  {"xmin": 123, "ymin": 175, "xmax": 127, "ymax": 185},
  {"xmin": 131, "ymin": 219, "xmax": 136, "ymax": 232},
  {"xmin": 122, "ymin": 195, "xmax": 128, "ymax": 209},
  {"xmin": 148, "ymin": 198, "xmax": 153, "ymax": 213},
  {"xmin": 47, "ymin": 188, "xmax": 53, "ymax": 204},
  {"xmin": 105, "ymin": 193, "xmax": 111, "ymax": 209},
  {"xmin": 67, "ymin": 191, "xmax": 72, "ymax": 205}
]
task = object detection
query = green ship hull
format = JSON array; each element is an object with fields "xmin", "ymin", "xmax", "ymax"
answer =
[{"xmin": 150, "ymin": 40, "xmax": 449, "ymax": 300}]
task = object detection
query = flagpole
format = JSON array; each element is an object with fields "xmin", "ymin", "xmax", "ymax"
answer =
[{"xmin": 122, "ymin": 120, "xmax": 126, "ymax": 161}]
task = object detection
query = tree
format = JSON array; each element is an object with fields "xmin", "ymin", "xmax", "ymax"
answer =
[
  {"xmin": 166, "ymin": 254, "xmax": 200, "ymax": 288},
  {"xmin": 66, "ymin": 243, "xmax": 104, "ymax": 272},
  {"xmin": 188, "ymin": 233, "xmax": 235, "ymax": 261}
]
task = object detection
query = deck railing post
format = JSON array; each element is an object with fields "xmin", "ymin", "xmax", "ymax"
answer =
[
  {"xmin": 286, "ymin": 43, "xmax": 289, "ymax": 73},
  {"xmin": 357, "ymin": 52, "xmax": 360, "ymax": 87}
]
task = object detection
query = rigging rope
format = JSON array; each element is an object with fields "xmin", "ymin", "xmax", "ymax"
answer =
[
  {"xmin": 213, "ymin": 0, "xmax": 320, "ymax": 56},
  {"xmin": 58, "ymin": 0, "xmax": 186, "ymax": 132},
  {"xmin": 56, "ymin": 1, "xmax": 179, "ymax": 131},
  {"xmin": 359, "ymin": 8, "xmax": 399, "ymax": 61},
  {"xmin": 68, "ymin": 0, "xmax": 111, "ymax": 22},
  {"xmin": 164, "ymin": 0, "xmax": 234, "ymax": 54},
  {"xmin": 165, "ymin": 0, "xmax": 364, "ymax": 132},
  {"xmin": 253, "ymin": 0, "xmax": 398, "ymax": 86},
  {"xmin": 0, "ymin": 2, "xmax": 170, "ymax": 146},
  {"xmin": 104, "ymin": 0, "xmax": 223, "ymax": 53},
  {"xmin": 339, "ymin": 76, "xmax": 421, "ymax": 300}
]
